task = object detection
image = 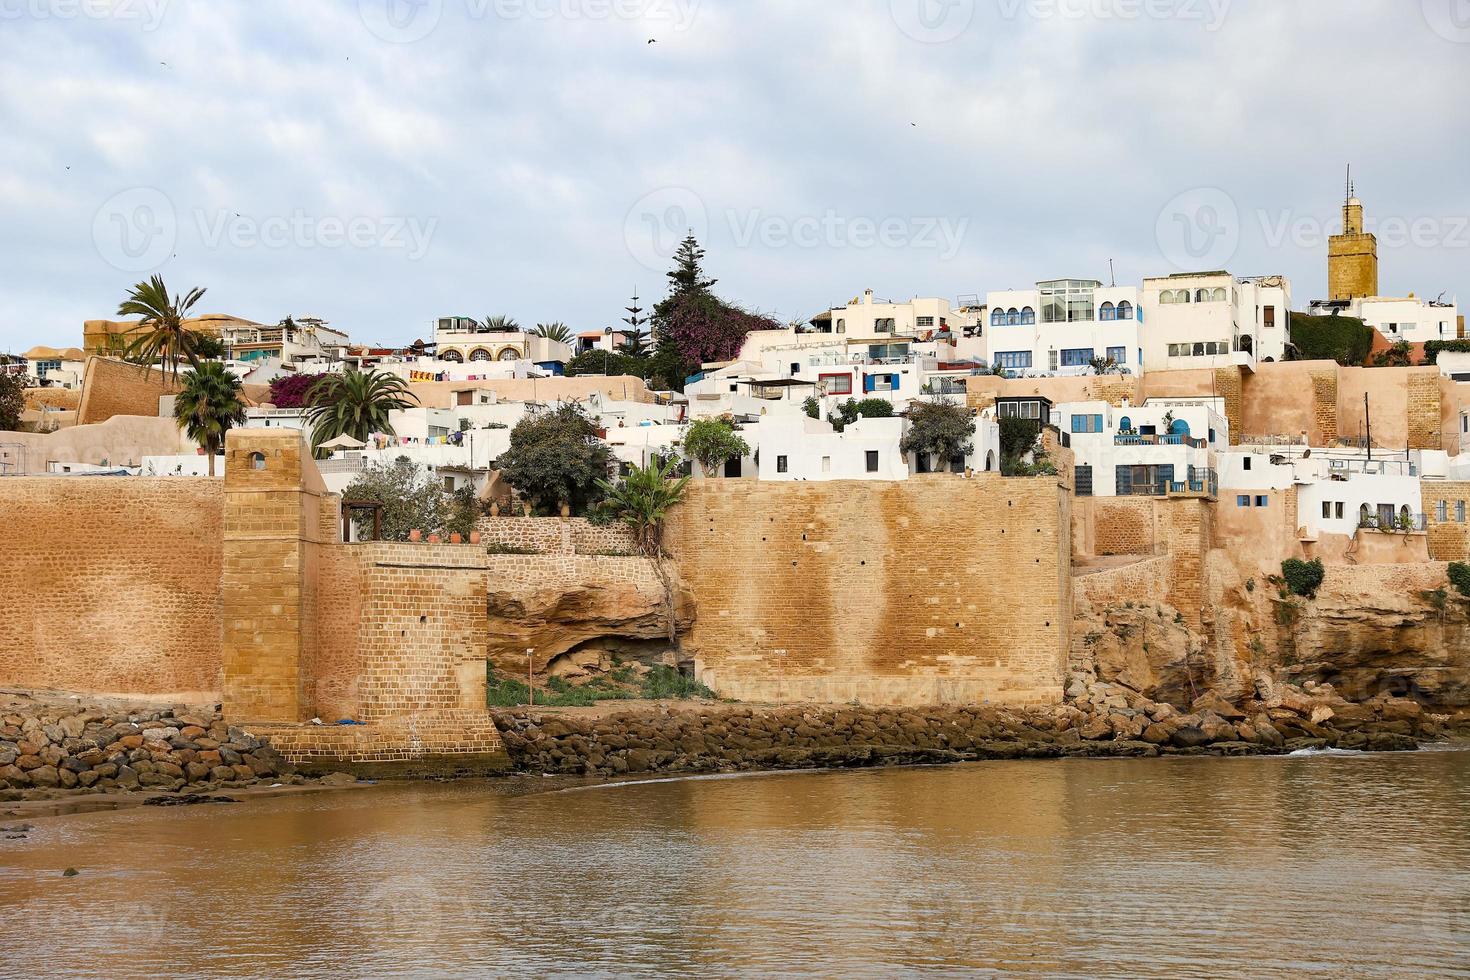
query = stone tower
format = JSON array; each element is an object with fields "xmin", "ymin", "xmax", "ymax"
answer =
[{"xmin": 1328, "ymin": 168, "xmax": 1379, "ymax": 301}]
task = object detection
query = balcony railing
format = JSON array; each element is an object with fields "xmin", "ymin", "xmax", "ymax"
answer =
[
  {"xmin": 1357, "ymin": 513, "xmax": 1428, "ymax": 533},
  {"xmin": 1114, "ymin": 434, "xmax": 1208, "ymax": 448},
  {"xmin": 1120, "ymin": 469, "xmax": 1217, "ymax": 499}
]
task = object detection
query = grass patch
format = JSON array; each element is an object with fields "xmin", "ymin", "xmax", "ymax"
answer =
[
  {"xmin": 485, "ymin": 662, "xmax": 714, "ymax": 707},
  {"xmin": 486, "ymin": 543, "xmax": 541, "ymax": 555}
]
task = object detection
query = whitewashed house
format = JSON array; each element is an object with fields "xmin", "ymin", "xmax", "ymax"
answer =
[
  {"xmin": 1059, "ymin": 397, "xmax": 1228, "ymax": 498},
  {"xmin": 1139, "ymin": 272, "xmax": 1291, "ymax": 370},
  {"xmin": 985, "ymin": 278, "xmax": 1143, "ymax": 377}
]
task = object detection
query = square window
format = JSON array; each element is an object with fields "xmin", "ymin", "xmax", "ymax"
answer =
[
  {"xmin": 776, "ymin": 455, "xmax": 788, "ymax": 474},
  {"xmin": 1335, "ymin": 502, "xmax": 1344, "ymax": 519},
  {"xmin": 1237, "ymin": 495, "xmax": 1251, "ymax": 508},
  {"xmin": 1255, "ymin": 495, "xmax": 1268, "ymax": 508},
  {"xmin": 1322, "ymin": 501, "xmax": 1331, "ymax": 519},
  {"xmin": 1244, "ymin": 457, "xmax": 1252, "ymax": 471},
  {"xmin": 1459, "ymin": 500, "xmax": 1467, "ymax": 523},
  {"xmin": 1437, "ymin": 500, "xmax": 1448, "ymax": 522},
  {"xmin": 866, "ymin": 451, "xmax": 879, "ymax": 473},
  {"xmin": 821, "ymin": 456, "xmax": 831, "ymax": 473}
]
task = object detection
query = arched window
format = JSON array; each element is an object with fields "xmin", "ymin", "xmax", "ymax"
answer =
[
  {"xmin": 441, "ymin": 349, "xmax": 463, "ymax": 363},
  {"xmin": 1170, "ymin": 418, "xmax": 1190, "ymax": 436},
  {"xmin": 1400, "ymin": 505, "xmax": 1412, "ymax": 528},
  {"xmin": 1211, "ymin": 287, "xmax": 1228, "ymax": 302},
  {"xmin": 1006, "ymin": 307, "xmax": 1020, "ymax": 326},
  {"xmin": 1359, "ymin": 503, "xmax": 1371, "ymax": 526},
  {"xmin": 1020, "ymin": 306, "xmax": 1035, "ymax": 325},
  {"xmin": 984, "ymin": 450, "xmax": 995, "ymax": 472},
  {"xmin": 836, "ymin": 318, "xmax": 845, "ymax": 334},
  {"xmin": 1117, "ymin": 300, "xmax": 1133, "ymax": 320},
  {"xmin": 249, "ymin": 452, "xmax": 266, "ymax": 471},
  {"xmin": 1119, "ymin": 416, "xmax": 1132, "ymax": 431},
  {"xmin": 991, "ymin": 309, "xmax": 1005, "ymax": 327},
  {"xmin": 1099, "ymin": 302, "xmax": 1116, "ymax": 321},
  {"xmin": 498, "ymin": 348, "xmax": 520, "ymax": 361},
  {"xmin": 1159, "ymin": 290, "xmax": 1175, "ymax": 305},
  {"xmin": 1195, "ymin": 288, "xmax": 1212, "ymax": 303},
  {"xmin": 469, "ymin": 348, "xmax": 492, "ymax": 362}
]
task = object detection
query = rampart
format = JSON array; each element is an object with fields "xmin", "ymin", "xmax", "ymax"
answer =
[{"xmin": 665, "ymin": 476, "xmax": 1072, "ymax": 705}]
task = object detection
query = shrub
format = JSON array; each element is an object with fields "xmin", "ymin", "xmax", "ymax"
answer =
[
  {"xmin": 640, "ymin": 665, "xmax": 716, "ymax": 700},
  {"xmin": 0, "ymin": 374, "xmax": 24, "ymax": 431},
  {"xmin": 493, "ymin": 401, "xmax": 613, "ymax": 514},
  {"xmin": 1449, "ymin": 562, "xmax": 1470, "ymax": 597},
  {"xmin": 1281, "ymin": 558, "xmax": 1325, "ymax": 598},
  {"xmin": 801, "ymin": 395, "xmax": 820, "ymax": 420},
  {"xmin": 681, "ymin": 417, "xmax": 750, "ymax": 476},
  {"xmin": 829, "ymin": 397, "xmax": 894, "ymax": 432},
  {"xmin": 1287, "ymin": 312, "xmax": 1374, "ymax": 366},
  {"xmin": 1422, "ymin": 340, "xmax": 1470, "ymax": 365},
  {"xmin": 343, "ymin": 456, "xmax": 469, "ymax": 540},
  {"xmin": 998, "ymin": 416, "xmax": 1043, "ymax": 475},
  {"xmin": 899, "ymin": 400, "xmax": 976, "ymax": 471}
]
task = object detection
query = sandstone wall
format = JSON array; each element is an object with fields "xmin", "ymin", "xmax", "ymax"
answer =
[
  {"xmin": 1073, "ymin": 556, "xmax": 1173, "ymax": 611},
  {"xmin": 0, "ymin": 478, "xmax": 223, "ymax": 698},
  {"xmin": 476, "ymin": 516, "xmax": 640, "ymax": 556},
  {"xmin": 75, "ymin": 357, "xmax": 181, "ymax": 425},
  {"xmin": 1423, "ymin": 481, "xmax": 1470, "ymax": 561},
  {"xmin": 666, "ymin": 476, "xmax": 1071, "ymax": 706}
]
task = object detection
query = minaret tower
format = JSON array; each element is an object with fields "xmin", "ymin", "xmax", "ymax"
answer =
[{"xmin": 1328, "ymin": 165, "xmax": 1379, "ymax": 300}]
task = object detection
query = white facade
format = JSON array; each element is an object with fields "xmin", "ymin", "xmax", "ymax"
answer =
[
  {"xmin": 1139, "ymin": 272, "xmax": 1291, "ymax": 371},
  {"xmin": 985, "ymin": 279, "xmax": 1142, "ymax": 376},
  {"xmin": 1356, "ymin": 296, "xmax": 1459, "ymax": 344},
  {"xmin": 738, "ymin": 412, "xmax": 1001, "ymax": 482},
  {"xmin": 1059, "ymin": 398, "xmax": 1227, "ymax": 498},
  {"xmin": 431, "ymin": 316, "xmax": 574, "ymax": 366}
]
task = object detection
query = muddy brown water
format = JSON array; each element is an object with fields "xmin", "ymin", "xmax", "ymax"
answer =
[{"xmin": 2, "ymin": 749, "xmax": 1468, "ymax": 978}]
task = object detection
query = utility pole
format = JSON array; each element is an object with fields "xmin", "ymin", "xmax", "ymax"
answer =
[{"xmin": 1365, "ymin": 392, "xmax": 1373, "ymax": 461}]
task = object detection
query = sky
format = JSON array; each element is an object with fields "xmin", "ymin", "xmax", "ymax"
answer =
[{"xmin": 3, "ymin": 0, "xmax": 1469, "ymax": 351}]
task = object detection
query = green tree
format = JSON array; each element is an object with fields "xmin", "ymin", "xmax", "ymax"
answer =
[
  {"xmin": 117, "ymin": 274, "xmax": 208, "ymax": 379},
  {"xmin": 533, "ymin": 322, "xmax": 573, "ymax": 344},
  {"xmin": 664, "ymin": 233, "xmax": 716, "ymax": 297},
  {"xmin": 481, "ymin": 315, "xmax": 521, "ymax": 332},
  {"xmin": 681, "ymin": 417, "xmax": 750, "ymax": 477},
  {"xmin": 618, "ymin": 330, "xmax": 650, "ymax": 359},
  {"xmin": 1287, "ymin": 311, "xmax": 1375, "ymax": 365},
  {"xmin": 172, "ymin": 362, "xmax": 246, "ymax": 476},
  {"xmin": 342, "ymin": 456, "xmax": 470, "ymax": 540},
  {"xmin": 305, "ymin": 368, "xmax": 415, "ymax": 451},
  {"xmin": 564, "ymin": 350, "xmax": 650, "ymax": 379},
  {"xmin": 191, "ymin": 332, "xmax": 227, "ymax": 360},
  {"xmin": 829, "ymin": 397, "xmax": 894, "ymax": 432},
  {"xmin": 1372, "ymin": 340, "xmax": 1413, "ymax": 367},
  {"xmin": 0, "ymin": 373, "xmax": 25, "ymax": 431},
  {"xmin": 900, "ymin": 400, "xmax": 976, "ymax": 472},
  {"xmin": 493, "ymin": 402, "xmax": 613, "ymax": 514},
  {"xmin": 801, "ymin": 395, "xmax": 821, "ymax": 420},
  {"xmin": 595, "ymin": 456, "xmax": 691, "ymax": 557},
  {"xmin": 998, "ymin": 416, "xmax": 1043, "ymax": 475}
]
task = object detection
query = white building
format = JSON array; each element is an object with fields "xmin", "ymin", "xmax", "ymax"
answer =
[
  {"xmin": 22, "ymin": 346, "xmax": 87, "ymax": 388},
  {"xmin": 807, "ymin": 289, "xmax": 979, "ymax": 345},
  {"xmin": 431, "ymin": 316, "xmax": 574, "ymax": 367},
  {"xmin": 985, "ymin": 278, "xmax": 1143, "ymax": 376},
  {"xmin": 1139, "ymin": 272, "xmax": 1291, "ymax": 371},
  {"xmin": 1307, "ymin": 295, "xmax": 1461, "ymax": 345},
  {"xmin": 1057, "ymin": 397, "xmax": 1227, "ymax": 498},
  {"xmin": 220, "ymin": 316, "xmax": 351, "ymax": 369}
]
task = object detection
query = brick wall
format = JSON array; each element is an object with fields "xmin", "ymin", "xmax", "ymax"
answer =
[
  {"xmin": 1407, "ymin": 372, "xmax": 1442, "ymax": 450},
  {"xmin": 0, "ymin": 478, "xmax": 223, "ymax": 697},
  {"xmin": 1085, "ymin": 497, "xmax": 1159, "ymax": 557},
  {"xmin": 75, "ymin": 357, "xmax": 181, "ymax": 425},
  {"xmin": 1213, "ymin": 367, "xmax": 1243, "ymax": 445},
  {"xmin": 1422, "ymin": 481, "xmax": 1470, "ymax": 561},
  {"xmin": 665, "ymin": 476, "xmax": 1071, "ymax": 706},
  {"xmin": 476, "ymin": 516, "xmax": 640, "ymax": 555},
  {"xmin": 1073, "ymin": 555, "xmax": 1173, "ymax": 611}
]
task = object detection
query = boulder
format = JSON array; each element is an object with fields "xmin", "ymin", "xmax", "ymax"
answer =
[{"xmin": 1191, "ymin": 690, "xmax": 1246, "ymax": 721}]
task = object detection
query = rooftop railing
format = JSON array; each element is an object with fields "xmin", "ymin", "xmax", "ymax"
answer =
[{"xmin": 1114, "ymin": 434, "xmax": 1208, "ymax": 448}]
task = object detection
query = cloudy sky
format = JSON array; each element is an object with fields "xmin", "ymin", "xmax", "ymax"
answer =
[{"xmin": 3, "ymin": 0, "xmax": 1469, "ymax": 351}]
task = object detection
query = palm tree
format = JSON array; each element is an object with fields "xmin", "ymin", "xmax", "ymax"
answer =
[
  {"xmin": 533, "ymin": 322, "xmax": 573, "ymax": 344},
  {"xmin": 173, "ymin": 362, "xmax": 246, "ymax": 477},
  {"xmin": 596, "ymin": 456, "xmax": 691, "ymax": 646},
  {"xmin": 117, "ymin": 275, "xmax": 208, "ymax": 380},
  {"xmin": 305, "ymin": 368, "xmax": 415, "ymax": 451},
  {"xmin": 480, "ymin": 315, "xmax": 520, "ymax": 333}
]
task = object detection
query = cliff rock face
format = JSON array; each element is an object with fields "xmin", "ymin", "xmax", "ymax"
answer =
[
  {"xmin": 1074, "ymin": 553, "xmax": 1470, "ymax": 709},
  {"xmin": 485, "ymin": 557, "xmax": 695, "ymax": 677}
]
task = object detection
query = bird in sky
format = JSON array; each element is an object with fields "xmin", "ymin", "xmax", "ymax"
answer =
[{"xmin": 647, "ymin": 38, "xmax": 656, "ymax": 44}]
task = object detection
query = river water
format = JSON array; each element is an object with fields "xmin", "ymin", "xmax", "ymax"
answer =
[{"xmin": 3, "ymin": 749, "xmax": 1469, "ymax": 978}]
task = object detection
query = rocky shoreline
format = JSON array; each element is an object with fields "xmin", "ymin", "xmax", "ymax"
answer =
[
  {"xmin": 0, "ymin": 694, "xmax": 354, "ymax": 808},
  {"xmin": 490, "ymin": 683, "xmax": 1470, "ymax": 777}
]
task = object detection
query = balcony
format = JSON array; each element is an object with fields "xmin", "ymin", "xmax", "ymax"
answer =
[
  {"xmin": 1114, "ymin": 433, "xmax": 1208, "ymax": 448},
  {"xmin": 1119, "ymin": 468, "xmax": 1217, "ymax": 500}
]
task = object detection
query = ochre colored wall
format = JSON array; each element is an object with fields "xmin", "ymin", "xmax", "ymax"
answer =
[
  {"xmin": 406, "ymin": 374, "xmax": 655, "ymax": 409},
  {"xmin": 75, "ymin": 357, "xmax": 182, "ymax": 425},
  {"xmin": 0, "ymin": 478, "xmax": 223, "ymax": 698},
  {"xmin": 666, "ymin": 476, "xmax": 1071, "ymax": 705},
  {"xmin": 966, "ymin": 374, "xmax": 1139, "ymax": 413},
  {"xmin": 1422, "ymin": 481, "xmax": 1470, "ymax": 562}
]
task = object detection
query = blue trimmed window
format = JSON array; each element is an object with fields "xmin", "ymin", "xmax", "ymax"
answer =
[
  {"xmin": 994, "ymin": 351, "xmax": 1032, "ymax": 370},
  {"xmin": 1060, "ymin": 348, "xmax": 1094, "ymax": 367},
  {"xmin": 1107, "ymin": 346, "xmax": 1126, "ymax": 364},
  {"xmin": 1070, "ymin": 414, "xmax": 1104, "ymax": 434}
]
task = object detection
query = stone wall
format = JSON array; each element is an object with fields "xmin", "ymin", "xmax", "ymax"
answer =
[
  {"xmin": 1076, "ymin": 497, "xmax": 1160, "ymax": 557},
  {"xmin": 1073, "ymin": 556, "xmax": 1173, "ymax": 611},
  {"xmin": 1423, "ymin": 481, "xmax": 1470, "ymax": 562},
  {"xmin": 475, "ymin": 516, "xmax": 640, "ymax": 556},
  {"xmin": 0, "ymin": 415, "xmax": 193, "ymax": 475},
  {"xmin": 75, "ymin": 357, "xmax": 181, "ymax": 425},
  {"xmin": 665, "ymin": 476, "xmax": 1071, "ymax": 706},
  {"xmin": 0, "ymin": 477, "xmax": 223, "ymax": 698}
]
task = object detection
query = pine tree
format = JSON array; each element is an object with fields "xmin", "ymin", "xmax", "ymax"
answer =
[
  {"xmin": 665, "ymin": 234, "xmax": 716, "ymax": 298},
  {"xmin": 622, "ymin": 287, "xmax": 650, "ymax": 353}
]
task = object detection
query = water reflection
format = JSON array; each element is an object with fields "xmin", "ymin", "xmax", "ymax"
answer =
[{"xmin": 2, "ymin": 752, "xmax": 1468, "ymax": 978}]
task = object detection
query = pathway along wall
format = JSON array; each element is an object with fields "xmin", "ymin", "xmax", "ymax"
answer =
[{"xmin": 666, "ymin": 475, "xmax": 1072, "ymax": 706}]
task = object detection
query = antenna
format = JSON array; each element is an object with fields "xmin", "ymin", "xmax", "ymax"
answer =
[{"xmin": 1108, "ymin": 259, "xmax": 1116, "ymax": 288}]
